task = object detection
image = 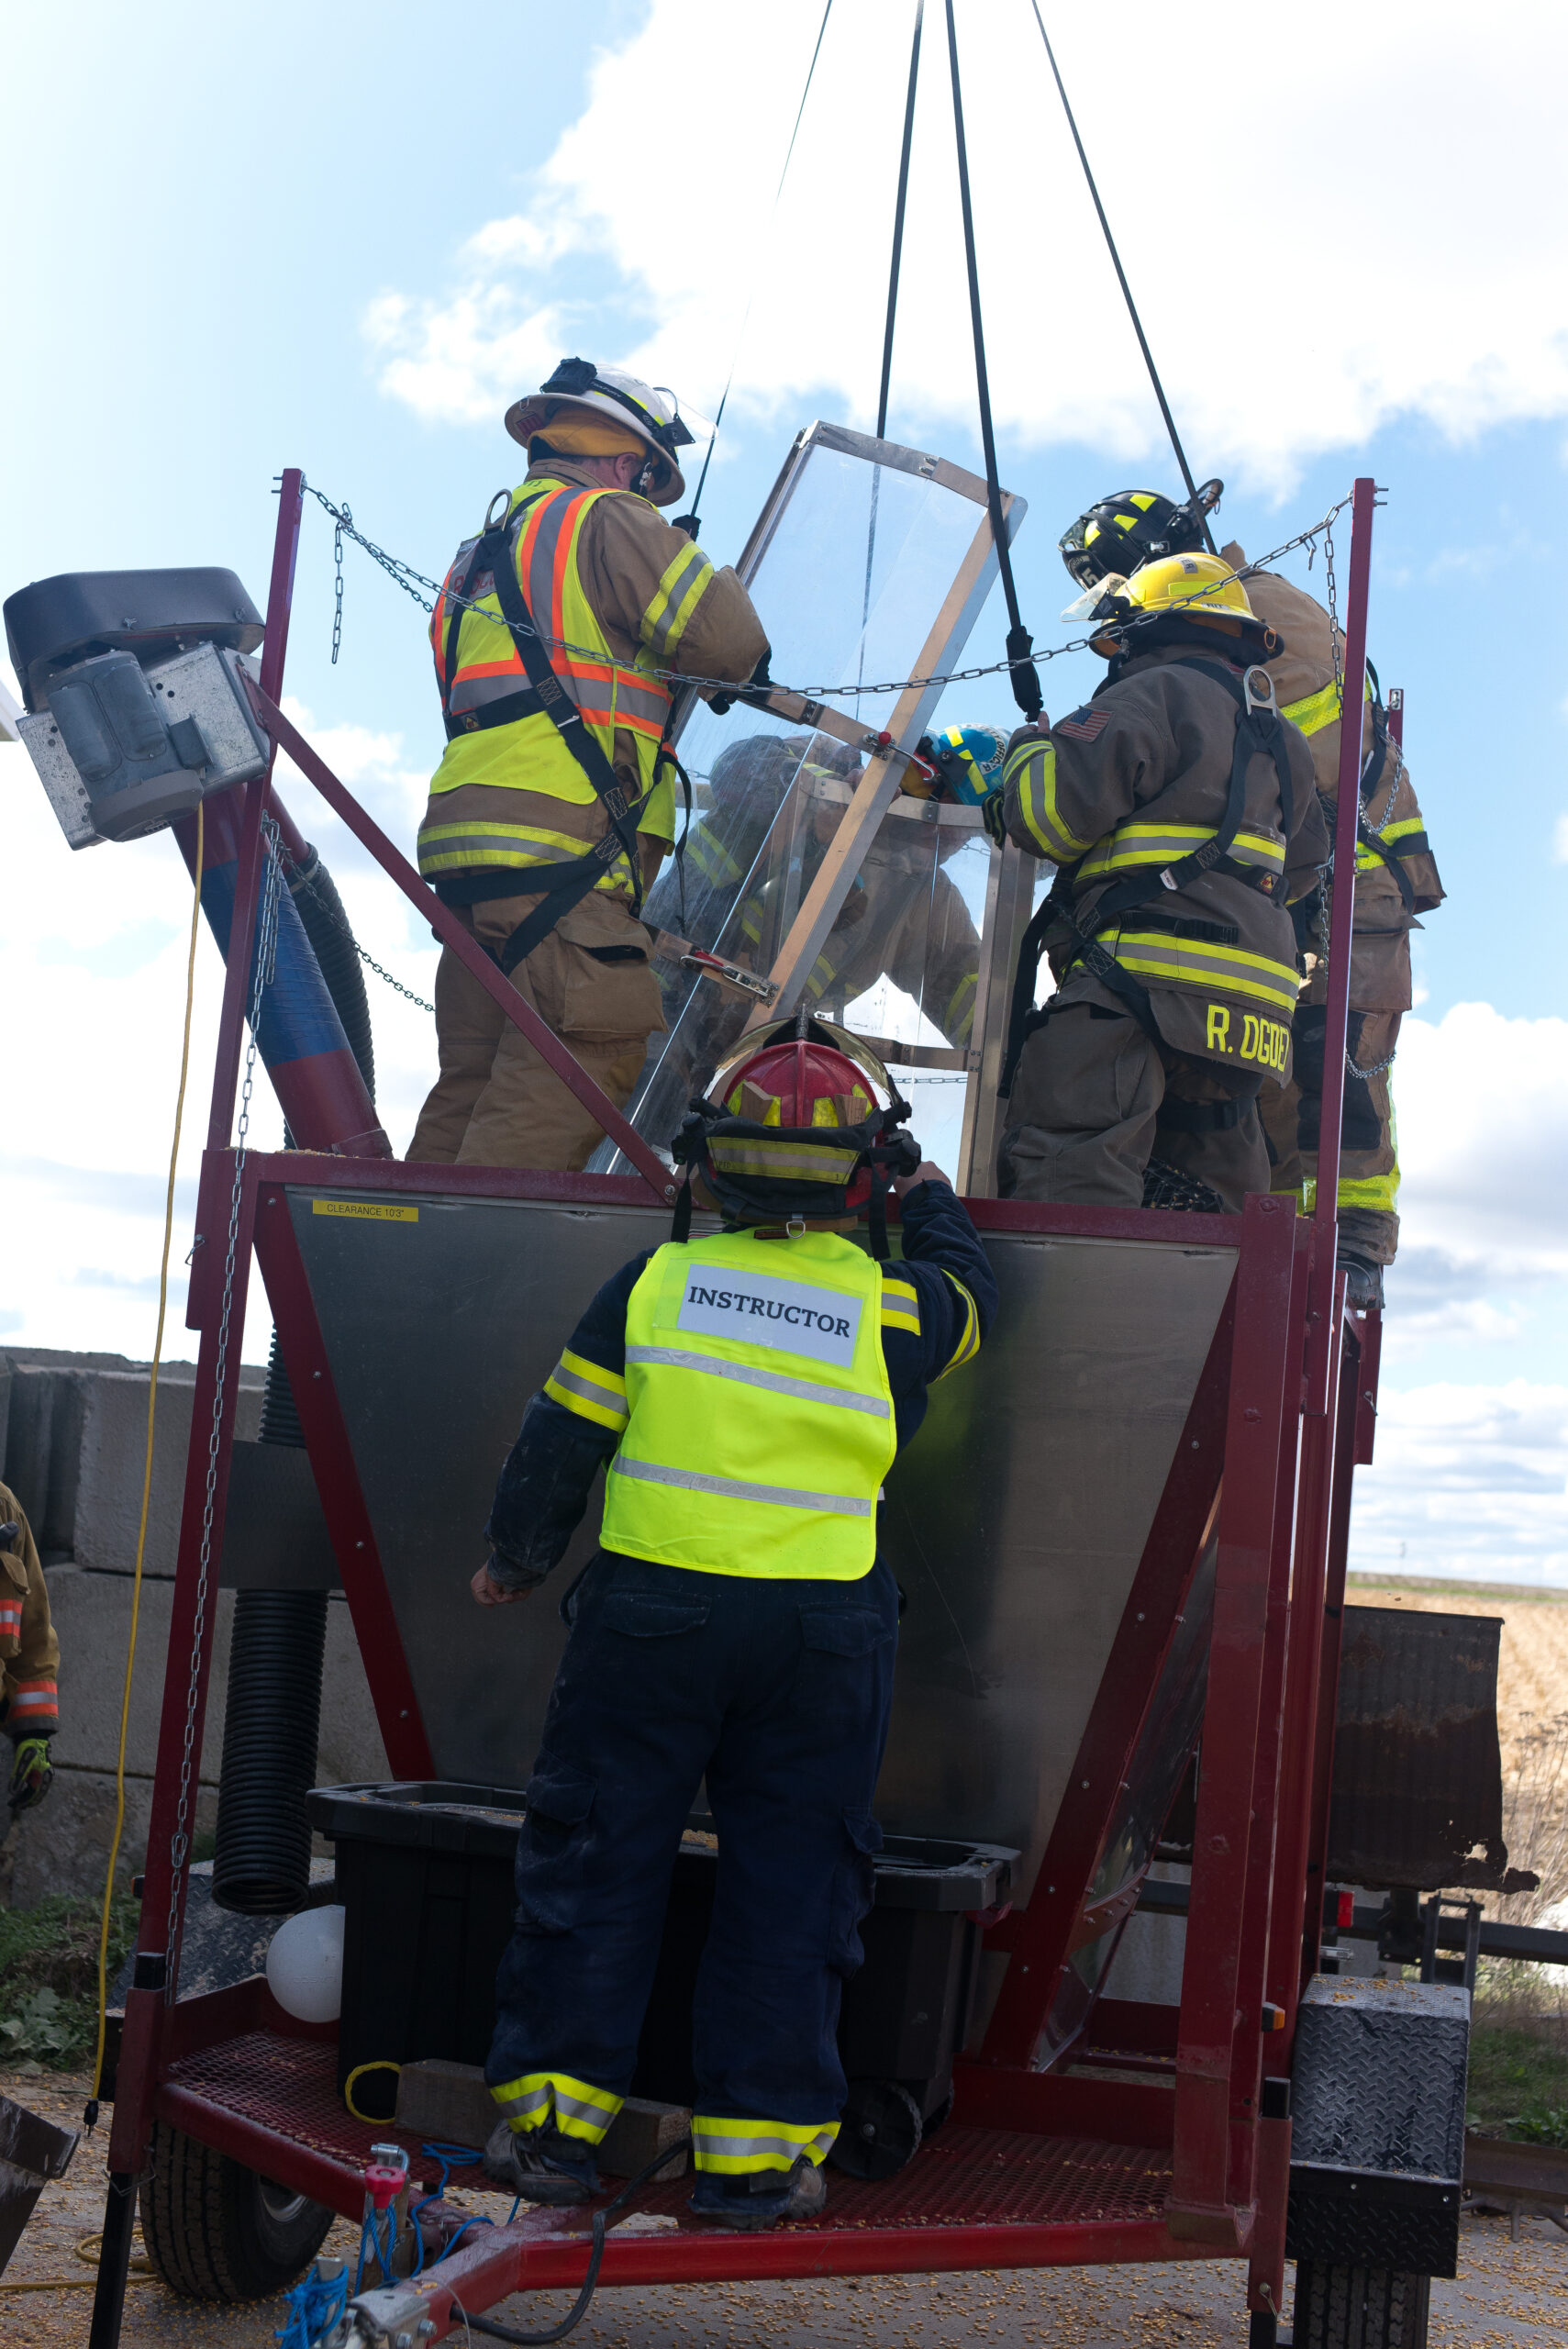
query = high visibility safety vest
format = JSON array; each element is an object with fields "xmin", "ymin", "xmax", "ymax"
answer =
[
  {"xmin": 417, "ymin": 479, "xmax": 697, "ymax": 888},
  {"xmin": 599, "ymin": 1230, "xmax": 897, "ymax": 1583}
]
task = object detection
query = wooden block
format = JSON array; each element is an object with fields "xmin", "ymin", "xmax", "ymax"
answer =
[
  {"xmin": 395, "ymin": 2058, "xmax": 495, "ymax": 2151},
  {"xmin": 393, "ymin": 2063, "xmax": 689, "ymax": 2179}
]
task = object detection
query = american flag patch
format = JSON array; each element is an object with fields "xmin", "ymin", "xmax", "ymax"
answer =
[{"xmin": 1056, "ymin": 707, "xmax": 1111, "ymax": 741}]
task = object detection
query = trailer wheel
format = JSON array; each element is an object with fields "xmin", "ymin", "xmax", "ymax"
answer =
[
  {"xmin": 828, "ymin": 2080, "xmax": 924, "ymax": 2180},
  {"xmin": 140, "ymin": 2119, "xmax": 334, "ymax": 2300},
  {"xmin": 1292, "ymin": 2261, "xmax": 1430, "ymax": 2349}
]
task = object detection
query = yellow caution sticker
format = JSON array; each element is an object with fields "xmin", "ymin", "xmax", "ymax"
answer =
[{"xmin": 311, "ymin": 1199, "xmax": 419, "ymax": 1224}]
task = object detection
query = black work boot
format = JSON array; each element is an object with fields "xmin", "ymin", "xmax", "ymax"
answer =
[
  {"xmin": 688, "ymin": 2155, "xmax": 828, "ymax": 2229},
  {"xmin": 1338, "ymin": 1249, "xmax": 1385, "ymax": 1311},
  {"xmin": 483, "ymin": 2120, "xmax": 599, "ymax": 2206}
]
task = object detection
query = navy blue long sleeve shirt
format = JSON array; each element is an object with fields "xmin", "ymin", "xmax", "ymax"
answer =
[{"xmin": 484, "ymin": 1181, "xmax": 997, "ymax": 1588}]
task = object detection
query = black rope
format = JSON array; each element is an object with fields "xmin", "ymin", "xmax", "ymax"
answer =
[
  {"xmin": 454, "ymin": 2137, "xmax": 695, "ymax": 2344},
  {"xmin": 876, "ymin": 0, "xmax": 924, "ymax": 440},
  {"xmin": 1026, "ymin": 0, "xmax": 1215, "ymax": 553},
  {"xmin": 685, "ymin": 1, "xmax": 834, "ymax": 530},
  {"xmin": 944, "ymin": 0, "xmax": 1041, "ymax": 719}
]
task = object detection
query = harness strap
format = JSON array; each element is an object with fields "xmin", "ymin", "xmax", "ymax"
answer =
[
  {"xmin": 435, "ymin": 496, "xmax": 656, "ymax": 970},
  {"xmin": 1001, "ymin": 657, "xmax": 1296, "ymax": 1091}
]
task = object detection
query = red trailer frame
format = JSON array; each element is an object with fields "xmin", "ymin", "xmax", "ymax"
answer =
[{"xmin": 89, "ymin": 473, "xmax": 1384, "ymax": 2348}]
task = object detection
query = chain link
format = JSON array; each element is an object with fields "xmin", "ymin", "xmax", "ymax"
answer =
[
  {"xmin": 279, "ymin": 845, "xmax": 435, "ymax": 1015},
  {"xmin": 295, "ymin": 477, "xmax": 1354, "ymax": 707},
  {"xmin": 330, "ymin": 504, "xmax": 350, "ymax": 667},
  {"xmin": 163, "ymin": 817, "xmax": 284, "ymax": 1997}
]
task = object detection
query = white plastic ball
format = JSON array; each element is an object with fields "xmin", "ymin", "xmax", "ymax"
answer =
[{"xmin": 265, "ymin": 1903, "xmax": 345, "ymax": 2023}]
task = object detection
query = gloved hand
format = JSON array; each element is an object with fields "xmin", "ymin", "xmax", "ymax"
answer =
[
  {"xmin": 981, "ymin": 788, "xmax": 1007, "ymax": 849},
  {"xmin": 708, "ymin": 647, "xmax": 773, "ymax": 718},
  {"xmin": 8, "ymin": 1736, "xmax": 53, "ymax": 1816}
]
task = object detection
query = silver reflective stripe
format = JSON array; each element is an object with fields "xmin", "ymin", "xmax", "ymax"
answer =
[
  {"xmin": 610, "ymin": 1456, "xmax": 872, "ymax": 1517},
  {"xmin": 646, "ymin": 544, "xmax": 711, "ymax": 659},
  {"xmin": 450, "ymin": 670, "xmax": 529, "ymax": 713},
  {"xmin": 625, "ymin": 1346, "xmax": 889, "ymax": 1418},
  {"xmin": 706, "ymin": 1141, "xmax": 863, "ymax": 1183},
  {"xmin": 550, "ymin": 1361, "xmax": 628, "ymax": 1418}
]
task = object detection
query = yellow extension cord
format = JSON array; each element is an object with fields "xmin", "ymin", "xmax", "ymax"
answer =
[{"xmin": 88, "ymin": 797, "xmax": 206, "ymax": 2115}]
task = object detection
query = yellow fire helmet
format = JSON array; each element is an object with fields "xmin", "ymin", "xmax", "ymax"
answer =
[{"xmin": 1064, "ymin": 551, "xmax": 1280, "ymax": 661}]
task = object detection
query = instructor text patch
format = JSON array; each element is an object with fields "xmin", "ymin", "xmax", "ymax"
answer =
[{"xmin": 676, "ymin": 1270, "xmax": 862, "ymax": 1368}]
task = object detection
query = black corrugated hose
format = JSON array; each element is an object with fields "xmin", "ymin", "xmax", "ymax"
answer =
[{"xmin": 212, "ymin": 843, "xmax": 374, "ymax": 1917}]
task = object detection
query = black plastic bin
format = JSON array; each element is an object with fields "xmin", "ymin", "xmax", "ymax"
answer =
[{"xmin": 307, "ymin": 1779, "xmax": 1014, "ymax": 2167}]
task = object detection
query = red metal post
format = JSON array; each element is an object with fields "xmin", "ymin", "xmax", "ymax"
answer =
[
  {"xmin": 1167, "ymin": 1193, "xmax": 1297, "ymax": 2246},
  {"xmin": 1301, "ymin": 1327, "xmax": 1365, "ymax": 1962},
  {"xmin": 249, "ymin": 685, "xmax": 678, "ymax": 1203},
  {"xmin": 1305, "ymin": 477, "xmax": 1377, "ymax": 1411},
  {"xmin": 108, "ymin": 1155, "xmax": 261, "ymax": 2176},
  {"xmin": 201, "ymin": 469, "xmax": 305, "ymax": 1152}
]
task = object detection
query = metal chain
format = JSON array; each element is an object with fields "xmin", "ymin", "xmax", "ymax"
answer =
[
  {"xmin": 162, "ymin": 817, "xmax": 284, "ymax": 1996},
  {"xmin": 279, "ymin": 845, "xmax": 435, "ymax": 1015},
  {"xmin": 295, "ymin": 477, "xmax": 1354, "ymax": 707},
  {"xmin": 331, "ymin": 504, "xmax": 350, "ymax": 666}
]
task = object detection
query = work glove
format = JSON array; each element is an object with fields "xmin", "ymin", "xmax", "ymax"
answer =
[
  {"xmin": 8, "ymin": 1735, "xmax": 53, "ymax": 1816},
  {"xmin": 981, "ymin": 788, "xmax": 1007, "ymax": 849},
  {"xmin": 708, "ymin": 647, "xmax": 773, "ymax": 718}
]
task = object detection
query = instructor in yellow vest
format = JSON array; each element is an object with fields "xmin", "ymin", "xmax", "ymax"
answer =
[
  {"xmin": 470, "ymin": 1019, "xmax": 995, "ymax": 2226},
  {"xmin": 409, "ymin": 359, "xmax": 770, "ymax": 1171}
]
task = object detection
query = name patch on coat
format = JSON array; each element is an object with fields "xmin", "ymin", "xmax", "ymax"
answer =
[{"xmin": 677, "ymin": 1270, "xmax": 862, "ymax": 1367}]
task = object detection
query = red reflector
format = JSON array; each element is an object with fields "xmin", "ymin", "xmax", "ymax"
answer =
[{"xmin": 1337, "ymin": 1892, "xmax": 1355, "ymax": 1929}]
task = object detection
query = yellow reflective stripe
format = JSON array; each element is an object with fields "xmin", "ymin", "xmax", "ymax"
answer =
[
  {"xmin": 692, "ymin": 2115, "xmax": 840, "ymax": 2174},
  {"xmin": 707, "ymin": 1138, "xmax": 863, "ymax": 1184},
  {"xmin": 642, "ymin": 540, "xmax": 715, "ymax": 662},
  {"xmin": 943, "ymin": 970, "xmax": 978, "ymax": 1042},
  {"xmin": 1335, "ymin": 1173, "xmax": 1399, "ymax": 1209},
  {"xmin": 932, "ymin": 1270, "xmax": 980, "ymax": 1382},
  {"xmin": 544, "ymin": 1349, "xmax": 628, "ymax": 1432},
  {"xmin": 1111, "ymin": 930, "xmax": 1302, "ymax": 1015},
  {"xmin": 1003, "ymin": 738, "xmax": 1092, "ymax": 864},
  {"xmin": 416, "ymin": 818, "xmax": 635, "ymax": 886},
  {"xmin": 1281, "ymin": 674, "xmax": 1372, "ymax": 738},
  {"xmin": 1355, "ymin": 815, "xmax": 1428, "ymax": 871},
  {"xmin": 1077, "ymin": 823, "xmax": 1285, "ymax": 880},
  {"xmin": 490, "ymin": 2072, "xmax": 622, "ymax": 2145},
  {"xmin": 879, "ymin": 1277, "xmax": 920, "ymax": 1336}
]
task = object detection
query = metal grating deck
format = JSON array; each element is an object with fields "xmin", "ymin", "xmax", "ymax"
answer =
[{"xmin": 160, "ymin": 2032, "xmax": 1173, "ymax": 2233}]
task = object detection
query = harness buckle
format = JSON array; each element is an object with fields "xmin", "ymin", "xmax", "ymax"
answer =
[
  {"xmin": 1242, "ymin": 664, "xmax": 1276, "ymax": 718},
  {"xmin": 1159, "ymin": 867, "xmax": 1179, "ymax": 890},
  {"xmin": 484, "ymin": 488, "xmax": 512, "ymax": 530},
  {"xmin": 785, "ymin": 1215, "xmax": 806, "ymax": 1239}
]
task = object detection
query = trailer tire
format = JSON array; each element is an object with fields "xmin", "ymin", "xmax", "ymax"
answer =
[
  {"xmin": 140, "ymin": 2119, "xmax": 334, "ymax": 2300},
  {"xmin": 1292, "ymin": 2261, "xmax": 1430, "ymax": 2348},
  {"xmin": 828, "ymin": 2080, "xmax": 924, "ymax": 2180}
]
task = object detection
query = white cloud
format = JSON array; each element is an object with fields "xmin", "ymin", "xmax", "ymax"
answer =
[
  {"xmin": 1350, "ymin": 1383, "xmax": 1568, "ymax": 1586},
  {"xmin": 1392, "ymin": 1003, "xmax": 1568, "ymax": 1276},
  {"xmin": 362, "ymin": 1, "xmax": 1568, "ymax": 493}
]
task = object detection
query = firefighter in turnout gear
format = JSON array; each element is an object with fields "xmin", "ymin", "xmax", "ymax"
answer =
[
  {"xmin": 470, "ymin": 1021, "xmax": 995, "ymax": 2227},
  {"xmin": 0, "ymin": 1485, "xmax": 60, "ymax": 1814},
  {"xmin": 408, "ymin": 358, "xmax": 770, "ymax": 1172},
  {"xmin": 1060, "ymin": 489, "xmax": 1443, "ymax": 1297},
  {"xmin": 993, "ymin": 554, "xmax": 1328, "ymax": 1209},
  {"xmin": 1218, "ymin": 538, "xmax": 1443, "ymax": 1306}
]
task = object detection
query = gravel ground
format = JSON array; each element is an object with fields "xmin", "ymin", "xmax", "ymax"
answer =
[{"xmin": 3, "ymin": 2074, "xmax": 1562, "ymax": 2346}]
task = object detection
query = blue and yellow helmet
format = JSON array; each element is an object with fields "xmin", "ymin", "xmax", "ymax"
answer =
[{"xmin": 917, "ymin": 723, "xmax": 1008, "ymax": 807}]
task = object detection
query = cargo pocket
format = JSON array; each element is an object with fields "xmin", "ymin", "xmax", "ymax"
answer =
[
  {"xmin": 516, "ymin": 1754, "xmax": 597, "ymax": 1933},
  {"xmin": 557, "ymin": 899, "xmax": 666, "ymax": 1043},
  {"xmin": 828, "ymin": 1811, "xmax": 884, "ymax": 1978},
  {"xmin": 600, "ymin": 1592, "xmax": 710, "ymax": 1640}
]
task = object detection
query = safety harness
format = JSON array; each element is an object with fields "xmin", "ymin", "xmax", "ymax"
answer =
[
  {"xmin": 1344, "ymin": 663, "xmax": 1416, "ymax": 917},
  {"xmin": 434, "ymin": 495, "xmax": 658, "ymax": 976},
  {"xmin": 1001, "ymin": 654, "xmax": 1296, "ymax": 1100}
]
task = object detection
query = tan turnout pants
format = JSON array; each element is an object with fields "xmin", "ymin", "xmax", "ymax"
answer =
[
  {"xmin": 996, "ymin": 978, "xmax": 1271, "ymax": 1211},
  {"xmin": 408, "ymin": 889, "xmax": 665, "ymax": 1172}
]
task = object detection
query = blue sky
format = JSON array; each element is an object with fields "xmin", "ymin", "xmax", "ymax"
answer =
[{"xmin": 3, "ymin": 1, "xmax": 1565, "ymax": 1582}]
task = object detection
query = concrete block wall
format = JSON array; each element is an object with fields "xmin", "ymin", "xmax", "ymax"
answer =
[{"xmin": 0, "ymin": 1346, "xmax": 389, "ymax": 1908}]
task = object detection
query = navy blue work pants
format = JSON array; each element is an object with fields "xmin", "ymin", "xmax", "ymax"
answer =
[{"xmin": 486, "ymin": 1551, "xmax": 899, "ymax": 2138}]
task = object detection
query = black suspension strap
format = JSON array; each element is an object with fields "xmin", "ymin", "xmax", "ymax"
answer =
[
  {"xmin": 877, "ymin": 1, "xmax": 924, "ymax": 440},
  {"xmin": 1025, "ymin": 2, "xmax": 1216, "ymax": 554},
  {"xmin": 944, "ymin": 0, "xmax": 1041, "ymax": 721}
]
